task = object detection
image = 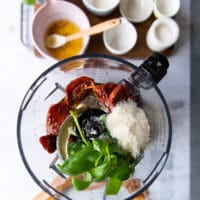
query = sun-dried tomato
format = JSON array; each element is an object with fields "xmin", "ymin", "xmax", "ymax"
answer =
[
  {"xmin": 39, "ymin": 134, "xmax": 57, "ymax": 153},
  {"xmin": 65, "ymin": 76, "xmax": 95, "ymax": 106},
  {"xmin": 46, "ymin": 98, "xmax": 69, "ymax": 135},
  {"xmin": 93, "ymin": 82, "xmax": 117, "ymax": 107},
  {"xmin": 108, "ymin": 85, "xmax": 132, "ymax": 110},
  {"xmin": 39, "ymin": 98, "xmax": 69, "ymax": 153}
]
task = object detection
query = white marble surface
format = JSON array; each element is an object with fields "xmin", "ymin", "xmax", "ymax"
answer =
[{"xmin": 0, "ymin": 0, "xmax": 190, "ymax": 199}]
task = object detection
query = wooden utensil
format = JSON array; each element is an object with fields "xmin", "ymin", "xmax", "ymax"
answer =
[
  {"xmin": 45, "ymin": 18, "xmax": 121, "ymax": 48},
  {"xmin": 33, "ymin": 176, "xmax": 72, "ymax": 200}
]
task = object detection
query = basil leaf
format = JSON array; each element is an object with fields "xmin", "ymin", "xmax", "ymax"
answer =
[
  {"xmin": 90, "ymin": 160, "xmax": 112, "ymax": 181},
  {"xmin": 111, "ymin": 158, "xmax": 134, "ymax": 181},
  {"xmin": 58, "ymin": 145, "xmax": 99, "ymax": 176},
  {"xmin": 107, "ymin": 140, "xmax": 125, "ymax": 156},
  {"xmin": 86, "ymin": 149, "xmax": 100, "ymax": 163},
  {"xmin": 68, "ymin": 141, "xmax": 85, "ymax": 156},
  {"xmin": 110, "ymin": 154, "xmax": 118, "ymax": 165},
  {"xmin": 92, "ymin": 139, "xmax": 104, "ymax": 152},
  {"xmin": 72, "ymin": 172, "xmax": 92, "ymax": 190},
  {"xmin": 95, "ymin": 141, "xmax": 106, "ymax": 166},
  {"xmin": 105, "ymin": 177, "xmax": 122, "ymax": 195}
]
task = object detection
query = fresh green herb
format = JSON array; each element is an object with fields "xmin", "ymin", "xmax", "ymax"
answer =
[
  {"xmin": 105, "ymin": 143, "xmax": 111, "ymax": 161},
  {"xmin": 111, "ymin": 158, "xmax": 135, "ymax": 181},
  {"xmin": 58, "ymin": 110, "xmax": 136, "ymax": 195},
  {"xmin": 107, "ymin": 139, "xmax": 124, "ymax": 155},
  {"xmin": 72, "ymin": 172, "xmax": 92, "ymax": 190},
  {"xmin": 105, "ymin": 177, "xmax": 122, "ymax": 195},
  {"xmin": 94, "ymin": 141, "xmax": 106, "ymax": 167},
  {"xmin": 90, "ymin": 160, "xmax": 112, "ymax": 181},
  {"xmin": 92, "ymin": 139, "xmax": 104, "ymax": 152},
  {"xmin": 58, "ymin": 145, "xmax": 99, "ymax": 176},
  {"xmin": 70, "ymin": 110, "xmax": 90, "ymax": 146},
  {"xmin": 67, "ymin": 141, "xmax": 85, "ymax": 156}
]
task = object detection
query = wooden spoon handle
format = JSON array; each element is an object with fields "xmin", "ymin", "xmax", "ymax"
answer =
[
  {"xmin": 66, "ymin": 18, "xmax": 121, "ymax": 42},
  {"xmin": 33, "ymin": 176, "xmax": 72, "ymax": 200}
]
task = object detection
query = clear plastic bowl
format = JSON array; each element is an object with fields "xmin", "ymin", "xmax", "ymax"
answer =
[{"xmin": 17, "ymin": 54, "xmax": 172, "ymax": 199}]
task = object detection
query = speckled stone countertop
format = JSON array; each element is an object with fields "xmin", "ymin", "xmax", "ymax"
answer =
[{"xmin": 0, "ymin": 0, "xmax": 191, "ymax": 199}]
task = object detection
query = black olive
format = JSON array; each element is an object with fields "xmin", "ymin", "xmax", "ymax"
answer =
[{"xmin": 74, "ymin": 108, "xmax": 106, "ymax": 140}]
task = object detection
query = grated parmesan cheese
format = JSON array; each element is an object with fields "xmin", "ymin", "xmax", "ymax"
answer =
[{"xmin": 106, "ymin": 100, "xmax": 150, "ymax": 158}]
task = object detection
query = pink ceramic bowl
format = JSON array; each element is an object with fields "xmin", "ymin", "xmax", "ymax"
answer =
[{"xmin": 32, "ymin": 0, "xmax": 90, "ymax": 62}]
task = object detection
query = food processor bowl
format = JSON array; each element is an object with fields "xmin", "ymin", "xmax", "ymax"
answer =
[{"xmin": 17, "ymin": 54, "xmax": 172, "ymax": 199}]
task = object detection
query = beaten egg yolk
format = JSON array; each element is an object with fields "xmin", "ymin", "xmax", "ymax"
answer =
[{"xmin": 45, "ymin": 20, "xmax": 83, "ymax": 60}]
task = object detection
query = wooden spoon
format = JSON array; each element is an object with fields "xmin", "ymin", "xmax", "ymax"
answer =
[
  {"xmin": 33, "ymin": 176, "xmax": 72, "ymax": 200},
  {"xmin": 45, "ymin": 18, "xmax": 121, "ymax": 48}
]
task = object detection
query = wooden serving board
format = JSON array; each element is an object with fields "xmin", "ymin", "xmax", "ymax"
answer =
[{"xmin": 67, "ymin": 0, "xmax": 174, "ymax": 59}]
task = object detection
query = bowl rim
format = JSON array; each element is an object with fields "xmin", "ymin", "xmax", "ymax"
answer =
[
  {"xmin": 31, "ymin": 0, "xmax": 91, "ymax": 61},
  {"xmin": 152, "ymin": 17, "xmax": 180, "ymax": 44},
  {"xmin": 103, "ymin": 18, "xmax": 138, "ymax": 55},
  {"xmin": 153, "ymin": 0, "xmax": 181, "ymax": 18},
  {"xmin": 17, "ymin": 54, "xmax": 172, "ymax": 199},
  {"xmin": 119, "ymin": 0, "xmax": 154, "ymax": 23},
  {"xmin": 82, "ymin": 0, "xmax": 120, "ymax": 12}
]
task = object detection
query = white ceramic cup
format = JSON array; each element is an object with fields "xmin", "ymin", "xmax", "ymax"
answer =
[
  {"xmin": 153, "ymin": 0, "xmax": 180, "ymax": 18},
  {"xmin": 82, "ymin": 0, "xmax": 120, "ymax": 16},
  {"xmin": 146, "ymin": 17, "xmax": 180, "ymax": 52},
  {"xmin": 103, "ymin": 17, "xmax": 137, "ymax": 55},
  {"xmin": 119, "ymin": 0, "xmax": 154, "ymax": 23}
]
